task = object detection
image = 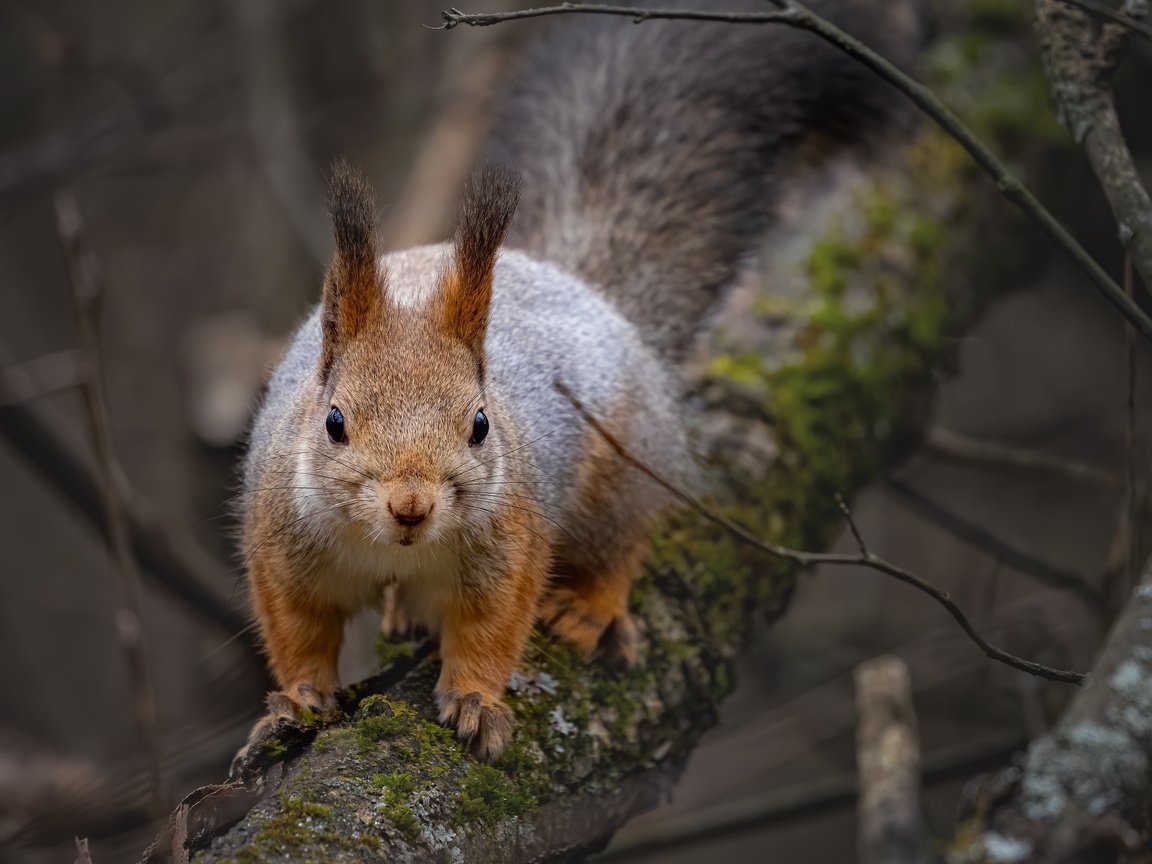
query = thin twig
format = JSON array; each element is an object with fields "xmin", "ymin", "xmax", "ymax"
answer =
[
  {"xmin": 886, "ymin": 478, "xmax": 1106, "ymax": 612},
  {"xmin": 556, "ymin": 381, "xmax": 1087, "ymax": 685},
  {"xmin": 0, "ymin": 349, "xmax": 85, "ymax": 407},
  {"xmin": 56, "ymin": 191, "xmax": 165, "ymax": 812},
  {"xmin": 0, "ymin": 342, "xmax": 254, "ymax": 647},
  {"xmin": 925, "ymin": 427, "xmax": 1120, "ymax": 487},
  {"xmin": 441, "ymin": 1, "xmax": 1152, "ymax": 341},
  {"xmin": 1053, "ymin": 0, "xmax": 1152, "ymax": 41},
  {"xmin": 837, "ymin": 492, "xmax": 868, "ymax": 555},
  {"xmin": 1125, "ymin": 255, "xmax": 1137, "ymax": 593}
]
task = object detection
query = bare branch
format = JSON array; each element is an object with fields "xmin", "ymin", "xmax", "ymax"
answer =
[
  {"xmin": 0, "ymin": 341, "xmax": 256, "ymax": 647},
  {"xmin": 555, "ymin": 381, "xmax": 1087, "ymax": 685},
  {"xmin": 925, "ymin": 426, "xmax": 1120, "ymax": 487},
  {"xmin": 0, "ymin": 349, "xmax": 86, "ymax": 407},
  {"xmin": 1054, "ymin": 0, "xmax": 1152, "ymax": 41},
  {"xmin": 601, "ymin": 732, "xmax": 1024, "ymax": 861},
  {"xmin": 441, "ymin": 1, "xmax": 1152, "ymax": 340},
  {"xmin": 886, "ymin": 478, "xmax": 1106, "ymax": 612},
  {"xmin": 56, "ymin": 190, "xmax": 166, "ymax": 812},
  {"xmin": 855, "ymin": 656, "xmax": 930, "ymax": 864},
  {"xmin": 1124, "ymin": 256, "xmax": 1139, "ymax": 594},
  {"xmin": 1038, "ymin": 0, "xmax": 1152, "ymax": 288}
]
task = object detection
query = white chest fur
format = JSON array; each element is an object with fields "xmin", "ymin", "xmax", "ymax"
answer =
[{"xmin": 312, "ymin": 527, "xmax": 462, "ymax": 633}]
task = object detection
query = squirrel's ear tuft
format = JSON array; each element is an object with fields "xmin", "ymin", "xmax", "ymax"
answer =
[
  {"xmin": 439, "ymin": 165, "xmax": 521, "ymax": 366},
  {"xmin": 320, "ymin": 159, "xmax": 385, "ymax": 383}
]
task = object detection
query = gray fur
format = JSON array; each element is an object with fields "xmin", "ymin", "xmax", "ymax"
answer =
[{"xmin": 487, "ymin": 0, "xmax": 917, "ymax": 362}]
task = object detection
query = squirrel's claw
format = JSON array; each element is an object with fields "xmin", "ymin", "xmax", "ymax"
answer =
[
  {"xmin": 266, "ymin": 683, "xmax": 336, "ymax": 719},
  {"xmin": 437, "ymin": 689, "xmax": 514, "ymax": 763}
]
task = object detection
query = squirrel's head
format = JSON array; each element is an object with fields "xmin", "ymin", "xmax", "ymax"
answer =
[{"xmin": 300, "ymin": 160, "xmax": 521, "ymax": 549}]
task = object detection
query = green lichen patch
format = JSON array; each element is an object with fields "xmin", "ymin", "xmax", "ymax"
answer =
[
  {"xmin": 454, "ymin": 762, "xmax": 536, "ymax": 827},
  {"xmin": 372, "ymin": 771, "xmax": 422, "ymax": 843},
  {"xmin": 225, "ymin": 796, "xmax": 342, "ymax": 862},
  {"xmin": 354, "ymin": 694, "xmax": 462, "ymax": 764}
]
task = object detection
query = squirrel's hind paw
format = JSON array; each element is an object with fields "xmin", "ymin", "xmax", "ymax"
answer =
[
  {"xmin": 543, "ymin": 588, "xmax": 639, "ymax": 669},
  {"xmin": 599, "ymin": 613, "xmax": 639, "ymax": 670},
  {"xmin": 437, "ymin": 689, "xmax": 514, "ymax": 763},
  {"xmin": 379, "ymin": 584, "xmax": 413, "ymax": 639}
]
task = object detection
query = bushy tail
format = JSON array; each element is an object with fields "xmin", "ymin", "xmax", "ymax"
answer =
[{"xmin": 487, "ymin": 0, "xmax": 920, "ymax": 363}]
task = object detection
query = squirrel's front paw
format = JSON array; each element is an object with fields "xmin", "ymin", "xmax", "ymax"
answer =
[
  {"xmin": 437, "ymin": 689, "xmax": 514, "ymax": 763},
  {"xmin": 231, "ymin": 685, "xmax": 337, "ymax": 777},
  {"xmin": 267, "ymin": 683, "xmax": 338, "ymax": 719}
]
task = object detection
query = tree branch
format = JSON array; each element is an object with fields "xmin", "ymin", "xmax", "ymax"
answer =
[
  {"xmin": 1054, "ymin": 0, "xmax": 1152, "ymax": 41},
  {"xmin": 440, "ymin": 1, "xmax": 1152, "ymax": 340},
  {"xmin": 885, "ymin": 477, "xmax": 1106, "ymax": 612},
  {"xmin": 855, "ymin": 656, "xmax": 930, "ymax": 864},
  {"xmin": 56, "ymin": 190, "xmax": 166, "ymax": 811},
  {"xmin": 1038, "ymin": 0, "xmax": 1152, "ymax": 289},
  {"xmin": 0, "ymin": 347, "xmax": 255, "ymax": 649},
  {"xmin": 0, "ymin": 349, "xmax": 85, "ymax": 407},
  {"xmin": 954, "ymin": 557, "xmax": 1152, "ymax": 861},
  {"xmin": 924, "ymin": 426, "xmax": 1120, "ymax": 488}
]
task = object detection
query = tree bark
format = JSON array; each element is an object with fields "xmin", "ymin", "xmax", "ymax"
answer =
[
  {"xmin": 953, "ymin": 557, "xmax": 1152, "ymax": 863},
  {"xmin": 856, "ymin": 656, "xmax": 930, "ymax": 864}
]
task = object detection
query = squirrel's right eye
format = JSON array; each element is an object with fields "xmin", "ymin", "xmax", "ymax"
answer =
[{"xmin": 326, "ymin": 406, "xmax": 346, "ymax": 443}]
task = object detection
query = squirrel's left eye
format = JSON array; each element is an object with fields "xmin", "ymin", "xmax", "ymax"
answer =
[
  {"xmin": 469, "ymin": 409, "xmax": 489, "ymax": 446},
  {"xmin": 326, "ymin": 406, "xmax": 346, "ymax": 443}
]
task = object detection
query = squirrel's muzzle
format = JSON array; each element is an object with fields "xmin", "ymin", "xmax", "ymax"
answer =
[{"xmin": 387, "ymin": 490, "xmax": 434, "ymax": 528}]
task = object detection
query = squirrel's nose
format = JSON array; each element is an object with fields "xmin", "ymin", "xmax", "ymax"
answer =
[{"xmin": 388, "ymin": 495, "xmax": 433, "ymax": 527}]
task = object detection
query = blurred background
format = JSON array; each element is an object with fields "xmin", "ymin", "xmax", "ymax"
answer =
[{"xmin": 0, "ymin": 1, "xmax": 1149, "ymax": 862}]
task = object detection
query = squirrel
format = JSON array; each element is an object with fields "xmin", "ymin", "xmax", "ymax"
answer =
[{"xmin": 240, "ymin": 0, "xmax": 913, "ymax": 762}]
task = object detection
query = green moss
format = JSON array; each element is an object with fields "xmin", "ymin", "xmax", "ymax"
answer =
[
  {"xmin": 708, "ymin": 351, "xmax": 767, "ymax": 387},
  {"xmin": 227, "ymin": 796, "xmax": 340, "ymax": 861},
  {"xmin": 372, "ymin": 771, "xmax": 421, "ymax": 843},
  {"xmin": 454, "ymin": 762, "xmax": 535, "ymax": 827},
  {"xmin": 806, "ymin": 234, "xmax": 858, "ymax": 298},
  {"xmin": 354, "ymin": 694, "xmax": 462, "ymax": 763},
  {"xmin": 763, "ymin": 177, "xmax": 951, "ymax": 541},
  {"xmin": 375, "ymin": 632, "xmax": 414, "ymax": 669}
]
